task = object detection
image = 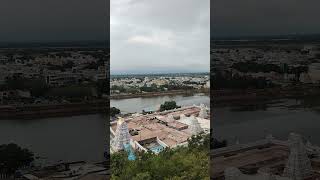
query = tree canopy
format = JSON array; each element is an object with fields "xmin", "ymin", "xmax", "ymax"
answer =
[
  {"xmin": 0, "ymin": 143, "xmax": 34, "ymax": 175},
  {"xmin": 110, "ymin": 107, "xmax": 121, "ymax": 117},
  {"xmin": 212, "ymin": 71, "xmax": 275, "ymax": 90},
  {"xmin": 159, "ymin": 101, "xmax": 181, "ymax": 112},
  {"xmin": 5, "ymin": 77, "xmax": 48, "ymax": 97},
  {"xmin": 111, "ymin": 133, "xmax": 210, "ymax": 180}
]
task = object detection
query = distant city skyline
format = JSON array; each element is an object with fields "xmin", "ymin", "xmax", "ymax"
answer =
[
  {"xmin": 111, "ymin": 71, "xmax": 209, "ymax": 76},
  {"xmin": 111, "ymin": 0, "xmax": 210, "ymax": 75},
  {"xmin": 111, "ymin": 68, "xmax": 209, "ymax": 75}
]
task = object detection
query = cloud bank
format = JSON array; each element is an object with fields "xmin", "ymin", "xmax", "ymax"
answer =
[{"xmin": 111, "ymin": 0, "xmax": 210, "ymax": 74}]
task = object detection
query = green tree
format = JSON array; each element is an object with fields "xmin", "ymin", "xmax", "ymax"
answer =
[
  {"xmin": 212, "ymin": 139, "xmax": 227, "ymax": 149},
  {"xmin": 0, "ymin": 143, "xmax": 34, "ymax": 175},
  {"xmin": 110, "ymin": 107, "xmax": 121, "ymax": 117},
  {"xmin": 133, "ymin": 172, "xmax": 152, "ymax": 180},
  {"xmin": 140, "ymin": 84, "xmax": 158, "ymax": 92},
  {"xmin": 110, "ymin": 133, "xmax": 209, "ymax": 180},
  {"xmin": 96, "ymin": 80, "xmax": 108, "ymax": 96},
  {"xmin": 111, "ymin": 85, "xmax": 126, "ymax": 93},
  {"xmin": 46, "ymin": 86, "xmax": 94, "ymax": 99},
  {"xmin": 159, "ymin": 101, "xmax": 181, "ymax": 112},
  {"xmin": 6, "ymin": 77, "xmax": 48, "ymax": 97}
]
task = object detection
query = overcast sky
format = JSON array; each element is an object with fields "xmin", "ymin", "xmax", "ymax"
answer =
[
  {"xmin": 0, "ymin": 0, "xmax": 108, "ymax": 43},
  {"xmin": 111, "ymin": 0, "xmax": 210, "ymax": 74},
  {"xmin": 212, "ymin": 0, "xmax": 320, "ymax": 38}
]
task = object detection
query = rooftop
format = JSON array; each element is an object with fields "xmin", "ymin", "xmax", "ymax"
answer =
[
  {"xmin": 111, "ymin": 105, "xmax": 210, "ymax": 149},
  {"xmin": 211, "ymin": 136, "xmax": 320, "ymax": 180}
]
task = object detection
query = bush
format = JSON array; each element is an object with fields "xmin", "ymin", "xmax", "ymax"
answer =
[
  {"xmin": 46, "ymin": 86, "xmax": 95, "ymax": 98},
  {"xmin": 0, "ymin": 143, "xmax": 34, "ymax": 175},
  {"xmin": 111, "ymin": 134, "xmax": 210, "ymax": 180},
  {"xmin": 159, "ymin": 101, "xmax": 181, "ymax": 112},
  {"xmin": 110, "ymin": 107, "xmax": 121, "ymax": 117}
]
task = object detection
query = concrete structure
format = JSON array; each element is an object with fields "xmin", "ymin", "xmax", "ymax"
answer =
[
  {"xmin": 224, "ymin": 167, "xmax": 291, "ymax": 180},
  {"xmin": 45, "ymin": 73, "xmax": 79, "ymax": 87},
  {"xmin": 212, "ymin": 133, "xmax": 320, "ymax": 180},
  {"xmin": 198, "ymin": 103, "xmax": 209, "ymax": 119},
  {"xmin": 20, "ymin": 162, "xmax": 108, "ymax": 180},
  {"xmin": 187, "ymin": 115, "xmax": 203, "ymax": 135},
  {"xmin": 308, "ymin": 63, "xmax": 320, "ymax": 83},
  {"xmin": 111, "ymin": 105, "xmax": 210, "ymax": 154},
  {"xmin": 283, "ymin": 133, "xmax": 312, "ymax": 180},
  {"xmin": 111, "ymin": 118, "xmax": 132, "ymax": 152}
]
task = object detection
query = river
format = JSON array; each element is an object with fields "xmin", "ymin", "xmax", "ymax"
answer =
[
  {"xmin": 110, "ymin": 93, "xmax": 210, "ymax": 113},
  {"xmin": 0, "ymin": 94, "xmax": 209, "ymax": 165},
  {"xmin": 0, "ymin": 114, "xmax": 107, "ymax": 165},
  {"xmin": 3, "ymin": 95, "xmax": 320, "ymax": 164},
  {"xmin": 213, "ymin": 98, "xmax": 320, "ymax": 145},
  {"xmin": 4, "ymin": 95, "xmax": 319, "ymax": 163}
]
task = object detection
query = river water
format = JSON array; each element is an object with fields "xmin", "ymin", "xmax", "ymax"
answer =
[
  {"xmin": 0, "ymin": 114, "xmax": 107, "ymax": 165},
  {"xmin": 3, "ymin": 95, "xmax": 320, "ymax": 163},
  {"xmin": 0, "ymin": 94, "xmax": 209, "ymax": 164},
  {"xmin": 110, "ymin": 93, "xmax": 210, "ymax": 113},
  {"xmin": 214, "ymin": 98, "xmax": 320, "ymax": 146}
]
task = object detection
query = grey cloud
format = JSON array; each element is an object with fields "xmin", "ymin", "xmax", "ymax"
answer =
[
  {"xmin": 111, "ymin": 0, "xmax": 210, "ymax": 74},
  {"xmin": 212, "ymin": 0, "xmax": 320, "ymax": 37},
  {"xmin": 0, "ymin": 0, "xmax": 108, "ymax": 42}
]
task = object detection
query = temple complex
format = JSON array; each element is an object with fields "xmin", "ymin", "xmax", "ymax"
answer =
[
  {"xmin": 211, "ymin": 133, "xmax": 320, "ymax": 180},
  {"xmin": 110, "ymin": 104, "xmax": 210, "ymax": 154}
]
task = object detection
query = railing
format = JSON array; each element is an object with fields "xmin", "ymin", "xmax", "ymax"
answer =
[
  {"xmin": 134, "ymin": 141, "xmax": 147, "ymax": 152},
  {"xmin": 157, "ymin": 137, "xmax": 169, "ymax": 148},
  {"xmin": 211, "ymin": 139, "xmax": 273, "ymax": 157},
  {"xmin": 172, "ymin": 141, "xmax": 188, "ymax": 149}
]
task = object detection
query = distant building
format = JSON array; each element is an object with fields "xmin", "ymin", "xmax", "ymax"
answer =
[
  {"xmin": 0, "ymin": 56, "xmax": 9, "ymax": 64},
  {"xmin": 45, "ymin": 73, "xmax": 79, "ymax": 87},
  {"xmin": 94, "ymin": 65, "xmax": 107, "ymax": 81},
  {"xmin": 308, "ymin": 63, "xmax": 320, "ymax": 83}
]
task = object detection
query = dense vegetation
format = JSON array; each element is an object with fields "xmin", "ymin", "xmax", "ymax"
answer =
[
  {"xmin": 140, "ymin": 84, "xmax": 160, "ymax": 92},
  {"xmin": 111, "ymin": 85, "xmax": 127, "ymax": 93},
  {"xmin": 46, "ymin": 85, "xmax": 95, "ymax": 99},
  {"xmin": 0, "ymin": 143, "xmax": 34, "ymax": 175},
  {"xmin": 212, "ymin": 138, "xmax": 227, "ymax": 149},
  {"xmin": 96, "ymin": 80, "xmax": 109, "ymax": 97},
  {"xmin": 159, "ymin": 101, "xmax": 181, "ymax": 112},
  {"xmin": 111, "ymin": 133, "xmax": 210, "ymax": 180},
  {"xmin": 110, "ymin": 107, "xmax": 121, "ymax": 117},
  {"xmin": 111, "ymin": 82, "xmax": 196, "ymax": 94},
  {"xmin": 212, "ymin": 71, "xmax": 275, "ymax": 89},
  {"xmin": 232, "ymin": 61, "xmax": 308, "ymax": 74},
  {"xmin": 5, "ymin": 77, "xmax": 48, "ymax": 97},
  {"xmin": 162, "ymin": 84, "xmax": 195, "ymax": 91},
  {"xmin": 1, "ymin": 76, "xmax": 108, "ymax": 103}
]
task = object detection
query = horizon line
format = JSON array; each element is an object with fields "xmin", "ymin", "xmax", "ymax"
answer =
[{"xmin": 110, "ymin": 71, "xmax": 209, "ymax": 76}]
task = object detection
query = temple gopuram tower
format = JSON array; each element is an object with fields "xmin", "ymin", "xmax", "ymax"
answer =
[
  {"xmin": 198, "ymin": 104, "xmax": 208, "ymax": 119},
  {"xmin": 189, "ymin": 115, "xmax": 203, "ymax": 135},
  {"xmin": 283, "ymin": 133, "xmax": 312, "ymax": 180},
  {"xmin": 112, "ymin": 118, "xmax": 132, "ymax": 152}
]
